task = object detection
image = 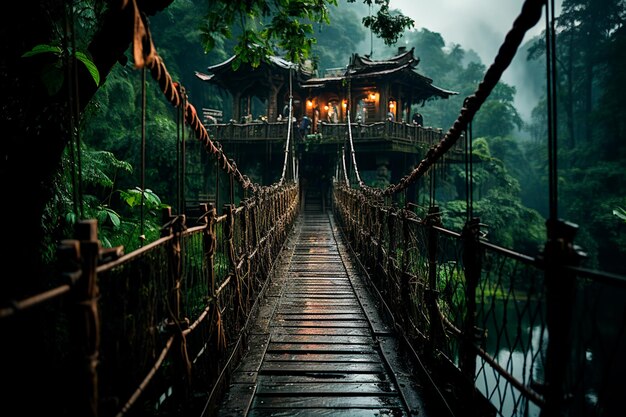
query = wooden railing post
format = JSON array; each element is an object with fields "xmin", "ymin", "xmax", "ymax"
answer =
[
  {"xmin": 375, "ymin": 205, "xmax": 386, "ymax": 284},
  {"xmin": 63, "ymin": 219, "xmax": 101, "ymax": 417},
  {"xmin": 425, "ymin": 206, "xmax": 444, "ymax": 360},
  {"xmin": 460, "ymin": 217, "xmax": 482, "ymax": 381},
  {"xmin": 540, "ymin": 219, "xmax": 585, "ymax": 417},
  {"xmin": 161, "ymin": 207, "xmax": 192, "ymax": 401},
  {"xmin": 201, "ymin": 203, "xmax": 217, "ymax": 297},
  {"xmin": 400, "ymin": 207, "xmax": 412, "ymax": 323},
  {"xmin": 224, "ymin": 203, "xmax": 244, "ymax": 323}
]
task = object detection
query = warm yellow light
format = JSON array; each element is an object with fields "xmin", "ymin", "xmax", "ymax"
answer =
[
  {"xmin": 307, "ymin": 100, "xmax": 313, "ymax": 108},
  {"xmin": 324, "ymin": 105, "xmax": 329, "ymax": 111},
  {"xmin": 342, "ymin": 100, "xmax": 347, "ymax": 108},
  {"xmin": 369, "ymin": 92, "xmax": 377, "ymax": 100},
  {"xmin": 389, "ymin": 101, "xmax": 396, "ymax": 109}
]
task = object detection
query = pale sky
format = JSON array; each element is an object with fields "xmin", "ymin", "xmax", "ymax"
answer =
[
  {"xmin": 388, "ymin": 0, "xmax": 557, "ymax": 66},
  {"xmin": 387, "ymin": 0, "xmax": 563, "ymax": 120}
]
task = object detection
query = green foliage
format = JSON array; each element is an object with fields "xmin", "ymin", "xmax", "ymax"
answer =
[
  {"xmin": 311, "ymin": 4, "xmax": 366, "ymax": 72},
  {"xmin": 473, "ymin": 83, "xmax": 523, "ymax": 137},
  {"xmin": 614, "ymin": 207, "xmax": 626, "ymax": 223},
  {"xmin": 200, "ymin": 0, "xmax": 413, "ymax": 68},
  {"xmin": 530, "ymin": 0, "xmax": 626, "ymax": 273},
  {"xmin": 119, "ymin": 187, "xmax": 164, "ymax": 211},
  {"xmin": 359, "ymin": 3, "xmax": 414, "ymax": 46},
  {"xmin": 440, "ymin": 136, "xmax": 545, "ymax": 254},
  {"xmin": 22, "ymin": 44, "xmax": 100, "ymax": 95}
]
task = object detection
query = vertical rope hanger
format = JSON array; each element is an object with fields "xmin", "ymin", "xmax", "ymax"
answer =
[
  {"xmin": 546, "ymin": 0, "xmax": 559, "ymax": 225},
  {"xmin": 465, "ymin": 116, "xmax": 474, "ymax": 221},
  {"xmin": 176, "ymin": 85, "xmax": 181, "ymax": 214},
  {"xmin": 64, "ymin": 0, "xmax": 84, "ymax": 219},
  {"xmin": 179, "ymin": 85, "xmax": 187, "ymax": 215},
  {"xmin": 345, "ymin": 78, "xmax": 364, "ymax": 188},
  {"xmin": 341, "ymin": 146, "xmax": 350, "ymax": 186},
  {"xmin": 215, "ymin": 154, "xmax": 220, "ymax": 210},
  {"xmin": 140, "ymin": 66, "xmax": 147, "ymax": 244},
  {"xmin": 279, "ymin": 65, "xmax": 295, "ymax": 184}
]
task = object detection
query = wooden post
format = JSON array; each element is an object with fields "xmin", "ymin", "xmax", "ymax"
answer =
[
  {"xmin": 425, "ymin": 206, "xmax": 444, "ymax": 360},
  {"xmin": 540, "ymin": 219, "xmax": 584, "ymax": 417},
  {"xmin": 400, "ymin": 207, "xmax": 411, "ymax": 323},
  {"xmin": 460, "ymin": 217, "xmax": 482, "ymax": 381},
  {"xmin": 161, "ymin": 207, "xmax": 191, "ymax": 402},
  {"xmin": 65, "ymin": 219, "xmax": 101, "ymax": 417},
  {"xmin": 201, "ymin": 203, "xmax": 217, "ymax": 297}
]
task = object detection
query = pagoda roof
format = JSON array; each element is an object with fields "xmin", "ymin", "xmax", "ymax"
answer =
[
  {"xmin": 301, "ymin": 48, "xmax": 457, "ymax": 100},
  {"xmin": 195, "ymin": 55, "xmax": 314, "ymax": 88},
  {"xmin": 196, "ymin": 48, "xmax": 457, "ymax": 101},
  {"xmin": 348, "ymin": 47, "xmax": 419, "ymax": 74}
]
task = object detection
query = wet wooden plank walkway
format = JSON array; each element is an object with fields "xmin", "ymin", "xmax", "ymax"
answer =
[{"xmin": 216, "ymin": 209, "xmax": 431, "ymax": 416}]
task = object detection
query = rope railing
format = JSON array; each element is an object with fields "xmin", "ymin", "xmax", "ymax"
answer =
[
  {"xmin": 0, "ymin": 183, "xmax": 300, "ymax": 417},
  {"xmin": 332, "ymin": 185, "xmax": 626, "ymax": 417},
  {"xmin": 279, "ymin": 66, "xmax": 296, "ymax": 185},
  {"xmin": 130, "ymin": 0, "xmax": 298, "ymax": 194},
  {"xmin": 345, "ymin": 110, "xmax": 364, "ymax": 187}
]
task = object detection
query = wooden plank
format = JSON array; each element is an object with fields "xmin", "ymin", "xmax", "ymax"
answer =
[
  {"xmin": 283, "ymin": 288, "xmax": 355, "ymax": 294},
  {"xmin": 286, "ymin": 280, "xmax": 352, "ymax": 286},
  {"xmin": 277, "ymin": 303, "xmax": 361, "ymax": 310},
  {"xmin": 267, "ymin": 343, "xmax": 376, "ymax": 353},
  {"xmin": 249, "ymin": 395, "xmax": 404, "ymax": 409},
  {"xmin": 281, "ymin": 295, "xmax": 357, "ymax": 300},
  {"xmin": 276, "ymin": 308, "xmax": 364, "ymax": 315},
  {"xmin": 259, "ymin": 361, "xmax": 385, "ymax": 374},
  {"xmin": 269, "ymin": 334, "xmax": 373, "ymax": 345},
  {"xmin": 263, "ymin": 352, "xmax": 380, "ymax": 363},
  {"xmin": 230, "ymin": 334, "xmax": 270, "ymax": 373},
  {"xmin": 273, "ymin": 314, "xmax": 366, "ymax": 321},
  {"xmin": 255, "ymin": 381, "xmax": 397, "ymax": 395},
  {"xmin": 271, "ymin": 320, "xmax": 369, "ymax": 328},
  {"xmin": 248, "ymin": 407, "xmax": 407, "ymax": 417},
  {"xmin": 216, "ymin": 383, "xmax": 256, "ymax": 416},
  {"xmin": 257, "ymin": 373, "xmax": 390, "ymax": 384},
  {"xmin": 230, "ymin": 370, "xmax": 258, "ymax": 383},
  {"xmin": 268, "ymin": 327, "xmax": 371, "ymax": 336}
]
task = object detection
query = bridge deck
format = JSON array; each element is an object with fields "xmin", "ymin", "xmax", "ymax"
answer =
[{"xmin": 216, "ymin": 204, "xmax": 432, "ymax": 416}]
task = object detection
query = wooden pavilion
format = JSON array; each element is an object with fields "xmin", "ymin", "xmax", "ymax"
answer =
[{"xmin": 195, "ymin": 47, "xmax": 456, "ymax": 125}]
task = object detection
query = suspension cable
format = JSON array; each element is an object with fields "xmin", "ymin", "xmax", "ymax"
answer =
[
  {"xmin": 215, "ymin": 154, "xmax": 220, "ymax": 210},
  {"xmin": 345, "ymin": 78, "xmax": 364, "ymax": 187},
  {"xmin": 140, "ymin": 66, "xmax": 147, "ymax": 244},
  {"xmin": 129, "ymin": 4, "xmax": 263, "ymax": 194},
  {"xmin": 357, "ymin": 0, "xmax": 544, "ymax": 199},
  {"xmin": 464, "ymin": 114, "xmax": 474, "ymax": 220},
  {"xmin": 181, "ymin": 86, "xmax": 187, "ymax": 214},
  {"xmin": 176, "ymin": 85, "xmax": 182, "ymax": 214},
  {"xmin": 546, "ymin": 0, "xmax": 559, "ymax": 223},
  {"xmin": 341, "ymin": 146, "xmax": 350, "ymax": 186},
  {"xmin": 280, "ymin": 66, "xmax": 295, "ymax": 185},
  {"xmin": 64, "ymin": 1, "xmax": 84, "ymax": 219}
]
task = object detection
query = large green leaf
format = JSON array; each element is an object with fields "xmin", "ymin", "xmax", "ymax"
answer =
[
  {"xmin": 21, "ymin": 44, "xmax": 62, "ymax": 58},
  {"xmin": 75, "ymin": 51, "xmax": 100, "ymax": 86}
]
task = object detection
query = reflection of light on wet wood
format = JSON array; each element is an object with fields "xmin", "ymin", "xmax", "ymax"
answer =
[{"xmin": 218, "ymin": 211, "xmax": 432, "ymax": 416}]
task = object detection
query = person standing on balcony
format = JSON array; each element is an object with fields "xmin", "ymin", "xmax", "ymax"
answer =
[
  {"xmin": 299, "ymin": 115, "xmax": 311, "ymax": 140},
  {"xmin": 412, "ymin": 111, "xmax": 423, "ymax": 126},
  {"xmin": 312, "ymin": 106, "xmax": 320, "ymax": 133}
]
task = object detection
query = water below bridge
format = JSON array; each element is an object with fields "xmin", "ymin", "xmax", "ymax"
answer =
[{"xmin": 211, "ymin": 200, "xmax": 434, "ymax": 416}]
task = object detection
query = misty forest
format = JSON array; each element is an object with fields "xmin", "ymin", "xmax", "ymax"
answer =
[
  {"xmin": 0, "ymin": 0, "xmax": 626, "ymax": 417},
  {"xmin": 1, "ymin": 0, "xmax": 626, "ymax": 416},
  {"xmin": 14, "ymin": 0, "xmax": 623, "ymax": 275}
]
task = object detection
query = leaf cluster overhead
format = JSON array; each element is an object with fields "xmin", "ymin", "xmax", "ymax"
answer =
[{"xmin": 200, "ymin": 0, "xmax": 414, "ymax": 68}]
